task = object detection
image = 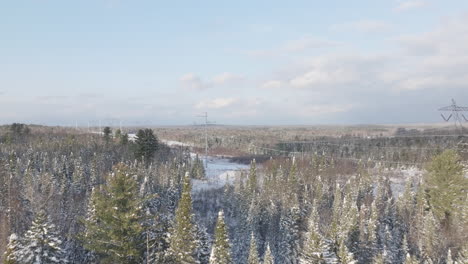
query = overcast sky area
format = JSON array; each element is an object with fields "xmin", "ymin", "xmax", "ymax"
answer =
[{"xmin": 1, "ymin": 0, "xmax": 468, "ymax": 126}]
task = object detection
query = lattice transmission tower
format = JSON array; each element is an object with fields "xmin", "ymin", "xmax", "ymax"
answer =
[{"xmin": 439, "ymin": 99, "xmax": 468, "ymax": 130}]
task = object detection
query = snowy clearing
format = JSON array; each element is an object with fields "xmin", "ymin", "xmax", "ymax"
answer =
[{"xmin": 191, "ymin": 156, "xmax": 249, "ymax": 193}]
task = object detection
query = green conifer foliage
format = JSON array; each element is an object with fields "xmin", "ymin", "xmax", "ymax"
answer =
[
  {"xmin": 336, "ymin": 239, "xmax": 356, "ymax": 264},
  {"xmin": 210, "ymin": 211, "xmax": 232, "ymax": 264},
  {"xmin": 425, "ymin": 150, "xmax": 468, "ymax": 224},
  {"xmin": 420, "ymin": 211, "xmax": 441, "ymax": 262},
  {"xmin": 80, "ymin": 164, "xmax": 145, "ymax": 264},
  {"xmin": 300, "ymin": 204, "xmax": 327, "ymax": 264},
  {"xmin": 21, "ymin": 211, "xmax": 67, "ymax": 264},
  {"xmin": 103, "ymin": 127, "xmax": 112, "ymax": 143},
  {"xmin": 134, "ymin": 129, "xmax": 159, "ymax": 164},
  {"xmin": 248, "ymin": 159, "xmax": 258, "ymax": 196},
  {"xmin": 247, "ymin": 233, "xmax": 260, "ymax": 264},
  {"xmin": 263, "ymin": 243, "xmax": 274, "ymax": 264},
  {"xmin": 404, "ymin": 253, "xmax": 419, "ymax": 264},
  {"xmin": 3, "ymin": 234, "xmax": 20, "ymax": 264},
  {"xmin": 372, "ymin": 253, "xmax": 384, "ymax": 264},
  {"xmin": 167, "ymin": 172, "xmax": 198, "ymax": 264}
]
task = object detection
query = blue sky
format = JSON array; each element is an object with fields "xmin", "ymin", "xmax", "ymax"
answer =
[{"xmin": 1, "ymin": 0, "xmax": 468, "ymax": 126}]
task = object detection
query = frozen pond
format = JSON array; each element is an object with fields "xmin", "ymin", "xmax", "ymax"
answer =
[{"xmin": 192, "ymin": 156, "xmax": 250, "ymax": 192}]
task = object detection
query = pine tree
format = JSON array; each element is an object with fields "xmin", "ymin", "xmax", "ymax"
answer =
[
  {"xmin": 191, "ymin": 155, "xmax": 206, "ymax": 180},
  {"xmin": 167, "ymin": 172, "xmax": 199, "ymax": 264},
  {"xmin": 278, "ymin": 205, "xmax": 301, "ymax": 264},
  {"xmin": 3, "ymin": 233, "xmax": 21, "ymax": 264},
  {"xmin": 247, "ymin": 233, "xmax": 260, "ymax": 264},
  {"xmin": 195, "ymin": 225, "xmax": 211, "ymax": 264},
  {"xmin": 248, "ymin": 159, "xmax": 258, "ymax": 197},
  {"xmin": 263, "ymin": 243, "xmax": 274, "ymax": 264},
  {"xmin": 336, "ymin": 238, "xmax": 356, "ymax": 264},
  {"xmin": 20, "ymin": 211, "xmax": 67, "ymax": 264},
  {"xmin": 372, "ymin": 252, "xmax": 384, "ymax": 264},
  {"xmin": 300, "ymin": 204, "xmax": 327, "ymax": 264},
  {"xmin": 425, "ymin": 150, "xmax": 468, "ymax": 224},
  {"xmin": 103, "ymin": 126, "xmax": 112, "ymax": 143},
  {"xmin": 80, "ymin": 164, "xmax": 145, "ymax": 264},
  {"xmin": 134, "ymin": 129, "xmax": 159, "ymax": 165},
  {"xmin": 329, "ymin": 184, "xmax": 342, "ymax": 241},
  {"xmin": 446, "ymin": 249, "xmax": 454, "ymax": 264},
  {"xmin": 210, "ymin": 211, "xmax": 232, "ymax": 264},
  {"xmin": 420, "ymin": 211, "xmax": 440, "ymax": 263},
  {"xmin": 121, "ymin": 133, "xmax": 129, "ymax": 145},
  {"xmin": 404, "ymin": 253, "xmax": 419, "ymax": 264}
]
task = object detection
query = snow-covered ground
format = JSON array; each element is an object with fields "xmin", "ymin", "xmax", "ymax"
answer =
[
  {"xmin": 128, "ymin": 133, "xmax": 137, "ymax": 141},
  {"xmin": 375, "ymin": 166, "xmax": 424, "ymax": 197},
  {"xmin": 161, "ymin": 140, "xmax": 194, "ymax": 147},
  {"xmin": 192, "ymin": 156, "xmax": 250, "ymax": 192}
]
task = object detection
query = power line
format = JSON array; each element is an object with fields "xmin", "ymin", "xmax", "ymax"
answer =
[
  {"xmin": 277, "ymin": 141, "xmax": 454, "ymax": 150},
  {"xmin": 249, "ymin": 144, "xmax": 436, "ymax": 166}
]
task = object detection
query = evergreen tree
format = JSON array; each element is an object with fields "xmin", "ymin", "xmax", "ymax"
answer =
[
  {"xmin": 195, "ymin": 225, "xmax": 211, "ymax": 264},
  {"xmin": 247, "ymin": 233, "xmax": 260, "ymax": 264},
  {"xmin": 115, "ymin": 129, "xmax": 122, "ymax": 141},
  {"xmin": 420, "ymin": 211, "xmax": 440, "ymax": 263},
  {"xmin": 80, "ymin": 164, "xmax": 145, "ymax": 264},
  {"xmin": 3, "ymin": 233, "xmax": 21, "ymax": 264},
  {"xmin": 263, "ymin": 243, "xmax": 274, "ymax": 264},
  {"xmin": 103, "ymin": 126, "xmax": 112, "ymax": 143},
  {"xmin": 278, "ymin": 205, "xmax": 301, "ymax": 264},
  {"xmin": 20, "ymin": 211, "xmax": 67, "ymax": 264},
  {"xmin": 446, "ymin": 249, "xmax": 454, "ymax": 264},
  {"xmin": 121, "ymin": 133, "xmax": 129, "ymax": 145},
  {"xmin": 167, "ymin": 172, "xmax": 198, "ymax": 263},
  {"xmin": 425, "ymin": 150, "xmax": 468, "ymax": 224},
  {"xmin": 210, "ymin": 211, "xmax": 232, "ymax": 264},
  {"xmin": 404, "ymin": 253, "xmax": 419, "ymax": 264},
  {"xmin": 247, "ymin": 159, "xmax": 258, "ymax": 197},
  {"xmin": 134, "ymin": 129, "xmax": 159, "ymax": 164},
  {"xmin": 372, "ymin": 252, "xmax": 384, "ymax": 264},
  {"xmin": 336, "ymin": 239, "xmax": 356, "ymax": 264},
  {"xmin": 191, "ymin": 155, "xmax": 206, "ymax": 180},
  {"xmin": 300, "ymin": 205, "xmax": 327, "ymax": 264}
]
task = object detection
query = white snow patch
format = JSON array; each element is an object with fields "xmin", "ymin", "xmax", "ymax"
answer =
[
  {"xmin": 191, "ymin": 156, "xmax": 249, "ymax": 192},
  {"xmin": 161, "ymin": 140, "xmax": 194, "ymax": 147}
]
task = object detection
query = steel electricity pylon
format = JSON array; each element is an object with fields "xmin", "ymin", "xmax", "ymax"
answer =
[
  {"xmin": 439, "ymin": 99, "xmax": 468, "ymax": 130},
  {"xmin": 196, "ymin": 112, "xmax": 215, "ymax": 169}
]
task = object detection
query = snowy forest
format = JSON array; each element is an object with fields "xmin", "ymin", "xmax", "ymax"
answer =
[{"xmin": 0, "ymin": 124, "xmax": 467, "ymax": 264}]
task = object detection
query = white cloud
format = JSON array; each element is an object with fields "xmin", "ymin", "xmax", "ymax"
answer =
[
  {"xmin": 261, "ymin": 80, "xmax": 283, "ymax": 89},
  {"xmin": 289, "ymin": 58, "xmax": 360, "ymax": 88},
  {"xmin": 180, "ymin": 72, "xmax": 243, "ymax": 90},
  {"xmin": 331, "ymin": 20, "xmax": 393, "ymax": 33},
  {"xmin": 394, "ymin": 0, "xmax": 427, "ymax": 12},
  {"xmin": 195, "ymin": 98, "xmax": 239, "ymax": 109},
  {"xmin": 245, "ymin": 36, "xmax": 340, "ymax": 57},
  {"xmin": 211, "ymin": 72, "xmax": 243, "ymax": 85},
  {"xmin": 282, "ymin": 37, "xmax": 341, "ymax": 52},
  {"xmin": 261, "ymin": 13, "xmax": 468, "ymax": 98}
]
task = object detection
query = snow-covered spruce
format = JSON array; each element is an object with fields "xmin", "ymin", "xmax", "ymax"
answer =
[{"xmin": 19, "ymin": 211, "xmax": 67, "ymax": 264}]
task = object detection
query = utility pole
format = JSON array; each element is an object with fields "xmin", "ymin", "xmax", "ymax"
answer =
[{"xmin": 196, "ymin": 112, "xmax": 215, "ymax": 169}]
